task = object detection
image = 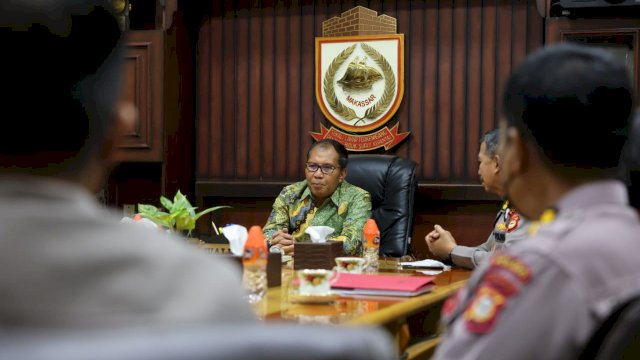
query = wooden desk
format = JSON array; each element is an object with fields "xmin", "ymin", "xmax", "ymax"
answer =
[{"xmin": 255, "ymin": 265, "xmax": 471, "ymax": 358}]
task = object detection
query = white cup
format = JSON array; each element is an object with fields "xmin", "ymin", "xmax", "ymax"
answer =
[
  {"xmin": 335, "ymin": 257, "xmax": 367, "ymax": 274},
  {"xmin": 297, "ymin": 269, "xmax": 334, "ymax": 295}
]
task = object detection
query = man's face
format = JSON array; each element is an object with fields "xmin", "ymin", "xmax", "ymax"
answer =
[
  {"xmin": 478, "ymin": 141, "xmax": 500, "ymax": 195},
  {"xmin": 305, "ymin": 145, "xmax": 346, "ymax": 205}
]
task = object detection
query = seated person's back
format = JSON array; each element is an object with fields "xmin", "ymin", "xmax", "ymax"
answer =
[
  {"xmin": 433, "ymin": 44, "xmax": 640, "ymax": 360},
  {"xmin": 0, "ymin": 0, "xmax": 254, "ymax": 328}
]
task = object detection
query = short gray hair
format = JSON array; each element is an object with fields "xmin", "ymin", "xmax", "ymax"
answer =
[{"xmin": 480, "ymin": 129, "xmax": 500, "ymax": 157}]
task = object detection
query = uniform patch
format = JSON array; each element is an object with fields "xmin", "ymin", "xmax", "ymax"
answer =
[
  {"xmin": 490, "ymin": 254, "xmax": 531, "ymax": 283},
  {"xmin": 464, "ymin": 286, "xmax": 506, "ymax": 334},
  {"xmin": 496, "ymin": 223, "xmax": 507, "ymax": 231},
  {"xmin": 484, "ymin": 271, "xmax": 519, "ymax": 296},
  {"xmin": 441, "ymin": 289, "xmax": 462, "ymax": 320},
  {"xmin": 506, "ymin": 214, "xmax": 520, "ymax": 233}
]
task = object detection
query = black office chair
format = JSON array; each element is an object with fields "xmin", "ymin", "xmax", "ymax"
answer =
[
  {"xmin": 345, "ymin": 154, "xmax": 418, "ymax": 257},
  {"xmin": 579, "ymin": 295, "xmax": 640, "ymax": 360}
]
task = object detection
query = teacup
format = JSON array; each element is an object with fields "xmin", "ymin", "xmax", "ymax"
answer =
[
  {"xmin": 297, "ymin": 269, "xmax": 333, "ymax": 295},
  {"xmin": 335, "ymin": 257, "xmax": 367, "ymax": 274}
]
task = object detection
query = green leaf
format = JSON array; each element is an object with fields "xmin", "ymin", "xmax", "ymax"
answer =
[
  {"xmin": 160, "ymin": 196, "xmax": 173, "ymax": 212},
  {"xmin": 137, "ymin": 203, "xmax": 173, "ymax": 228},
  {"xmin": 140, "ymin": 191, "xmax": 230, "ymax": 234},
  {"xmin": 193, "ymin": 205, "xmax": 231, "ymax": 221}
]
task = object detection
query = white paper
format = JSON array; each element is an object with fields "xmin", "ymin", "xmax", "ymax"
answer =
[
  {"xmin": 222, "ymin": 224, "xmax": 248, "ymax": 256},
  {"xmin": 400, "ymin": 259, "xmax": 451, "ymax": 271},
  {"xmin": 305, "ymin": 226, "xmax": 334, "ymax": 243}
]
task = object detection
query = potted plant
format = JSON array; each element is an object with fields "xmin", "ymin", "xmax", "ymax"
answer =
[{"xmin": 137, "ymin": 190, "xmax": 229, "ymax": 237}]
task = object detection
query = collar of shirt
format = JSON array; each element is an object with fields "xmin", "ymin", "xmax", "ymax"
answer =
[
  {"xmin": 555, "ymin": 180, "xmax": 628, "ymax": 212},
  {"xmin": 300, "ymin": 182, "xmax": 344, "ymax": 208}
]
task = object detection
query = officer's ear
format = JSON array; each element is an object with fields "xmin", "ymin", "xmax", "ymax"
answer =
[
  {"xmin": 492, "ymin": 154, "xmax": 500, "ymax": 174},
  {"xmin": 505, "ymin": 127, "xmax": 527, "ymax": 176}
]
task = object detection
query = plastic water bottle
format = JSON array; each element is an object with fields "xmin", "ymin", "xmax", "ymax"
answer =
[
  {"xmin": 242, "ymin": 225, "xmax": 268, "ymax": 304},
  {"xmin": 362, "ymin": 219, "xmax": 380, "ymax": 272}
]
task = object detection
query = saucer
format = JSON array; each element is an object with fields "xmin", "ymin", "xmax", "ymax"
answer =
[{"xmin": 290, "ymin": 292, "xmax": 340, "ymax": 304}]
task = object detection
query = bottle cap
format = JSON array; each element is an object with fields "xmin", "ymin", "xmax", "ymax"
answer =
[
  {"xmin": 363, "ymin": 218, "xmax": 380, "ymax": 248},
  {"xmin": 243, "ymin": 225, "xmax": 267, "ymax": 265}
]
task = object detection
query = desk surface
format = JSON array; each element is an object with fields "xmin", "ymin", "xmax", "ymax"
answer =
[{"xmin": 256, "ymin": 266, "xmax": 471, "ymax": 327}]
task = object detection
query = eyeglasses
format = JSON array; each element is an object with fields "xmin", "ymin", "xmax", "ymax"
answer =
[{"xmin": 306, "ymin": 162, "xmax": 339, "ymax": 175}]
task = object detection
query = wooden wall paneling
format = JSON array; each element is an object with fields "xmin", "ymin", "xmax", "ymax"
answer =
[
  {"xmin": 452, "ymin": 1, "xmax": 468, "ymax": 180},
  {"xmin": 466, "ymin": 0, "xmax": 482, "ymax": 179},
  {"xmin": 480, "ymin": 0, "xmax": 497, "ymax": 136},
  {"xmin": 407, "ymin": 1, "xmax": 425, "ymax": 170},
  {"xmin": 221, "ymin": 1, "xmax": 237, "ymax": 177},
  {"xmin": 274, "ymin": 2, "xmax": 289, "ymax": 179},
  {"xmin": 496, "ymin": 2, "xmax": 513, "ymax": 120},
  {"xmin": 527, "ymin": 0, "xmax": 544, "ymax": 55},
  {"xmin": 249, "ymin": 6, "xmax": 264, "ymax": 179},
  {"xmin": 394, "ymin": 0, "xmax": 411, "ymax": 159},
  {"xmin": 116, "ymin": 30, "xmax": 164, "ymax": 162},
  {"xmin": 300, "ymin": 2, "xmax": 316, "ymax": 173},
  {"xmin": 236, "ymin": 1, "xmax": 250, "ymax": 179},
  {"xmin": 423, "ymin": 2, "xmax": 438, "ymax": 180},
  {"xmin": 437, "ymin": 2, "xmax": 453, "ymax": 180},
  {"xmin": 512, "ymin": 1, "xmax": 528, "ymax": 69},
  {"xmin": 261, "ymin": 1, "xmax": 276, "ymax": 179},
  {"xmin": 163, "ymin": 9, "xmax": 196, "ymax": 197},
  {"xmin": 196, "ymin": 9, "xmax": 211, "ymax": 178},
  {"xmin": 193, "ymin": 0, "xmax": 545, "ymax": 201},
  {"xmin": 287, "ymin": 2, "xmax": 303, "ymax": 179},
  {"xmin": 209, "ymin": 4, "xmax": 224, "ymax": 176}
]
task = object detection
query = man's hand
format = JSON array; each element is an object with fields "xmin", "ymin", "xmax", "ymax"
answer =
[
  {"xmin": 425, "ymin": 224, "xmax": 457, "ymax": 260},
  {"xmin": 270, "ymin": 228, "xmax": 295, "ymax": 255}
]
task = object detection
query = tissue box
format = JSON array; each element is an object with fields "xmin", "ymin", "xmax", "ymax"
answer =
[
  {"xmin": 223, "ymin": 253, "xmax": 281, "ymax": 288},
  {"xmin": 294, "ymin": 241, "xmax": 345, "ymax": 270}
]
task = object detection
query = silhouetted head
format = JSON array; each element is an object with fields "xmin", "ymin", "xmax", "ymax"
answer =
[{"xmin": 0, "ymin": 0, "xmax": 126, "ymax": 177}]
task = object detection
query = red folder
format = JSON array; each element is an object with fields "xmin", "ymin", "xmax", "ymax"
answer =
[{"xmin": 330, "ymin": 273, "xmax": 436, "ymax": 297}]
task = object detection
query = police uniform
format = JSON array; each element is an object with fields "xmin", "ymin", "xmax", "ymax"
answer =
[
  {"xmin": 0, "ymin": 176, "xmax": 256, "ymax": 328},
  {"xmin": 434, "ymin": 181, "xmax": 640, "ymax": 360},
  {"xmin": 450, "ymin": 201, "xmax": 531, "ymax": 269}
]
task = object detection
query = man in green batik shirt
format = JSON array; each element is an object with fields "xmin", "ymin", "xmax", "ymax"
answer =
[{"xmin": 263, "ymin": 139, "xmax": 371, "ymax": 256}]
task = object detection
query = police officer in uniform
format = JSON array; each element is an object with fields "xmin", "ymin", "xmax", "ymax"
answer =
[
  {"xmin": 426, "ymin": 129, "xmax": 531, "ymax": 269},
  {"xmin": 433, "ymin": 43, "xmax": 640, "ymax": 360}
]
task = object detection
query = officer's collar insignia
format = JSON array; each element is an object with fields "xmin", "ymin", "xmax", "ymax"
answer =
[
  {"xmin": 527, "ymin": 207, "xmax": 558, "ymax": 236},
  {"xmin": 506, "ymin": 214, "xmax": 520, "ymax": 233}
]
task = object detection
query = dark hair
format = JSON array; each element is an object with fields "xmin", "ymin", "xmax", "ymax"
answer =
[
  {"xmin": 480, "ymin": 129, "xmax": 500, "ymax": 157},
  {"xmin": 0, "ymin": 0, "xmax": 124, "ymax": 172},
  {"xmin": 502, "ymin": 43, "xmax": 633, "ymax": 176},
  {"xmin": 307, "ymin": 139, "xmax": 349, "ymax": 168}
]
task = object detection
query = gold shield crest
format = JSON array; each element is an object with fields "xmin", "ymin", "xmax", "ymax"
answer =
[{"xmin": 315, "ymin": 34, "xmax": 404, "ymax": 134}]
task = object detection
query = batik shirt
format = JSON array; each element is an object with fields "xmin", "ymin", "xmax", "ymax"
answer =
[{"xmin": 263, "ymin": 180, "xmax": 371, "ymax": 256}]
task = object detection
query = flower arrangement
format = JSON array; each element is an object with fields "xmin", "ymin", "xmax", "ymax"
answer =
[{"xmin": 137, "ymin": 190, "xmax": 229, "ymax": 237}]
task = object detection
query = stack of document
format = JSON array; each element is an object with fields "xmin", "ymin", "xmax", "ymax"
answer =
[
  {"xmin": 330, "ymin": 273, "xmax": 436, "ymax": 297},
  {"xmin": 400, "ymin": 259, "xmax": 450, "ymax": 269},
  {"xmin": 400, "ymin": 259, "xmax": 451, "ymax": 275}
]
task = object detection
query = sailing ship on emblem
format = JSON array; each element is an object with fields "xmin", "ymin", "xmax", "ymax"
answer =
[{"xmin": 337, "ymin": 56, "xmax": 383, "ymax": 91}]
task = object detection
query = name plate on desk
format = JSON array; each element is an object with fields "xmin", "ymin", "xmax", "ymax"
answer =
[{"xmin": 294, "ymin": 241, "xmax": 345, "ymax": 270}]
